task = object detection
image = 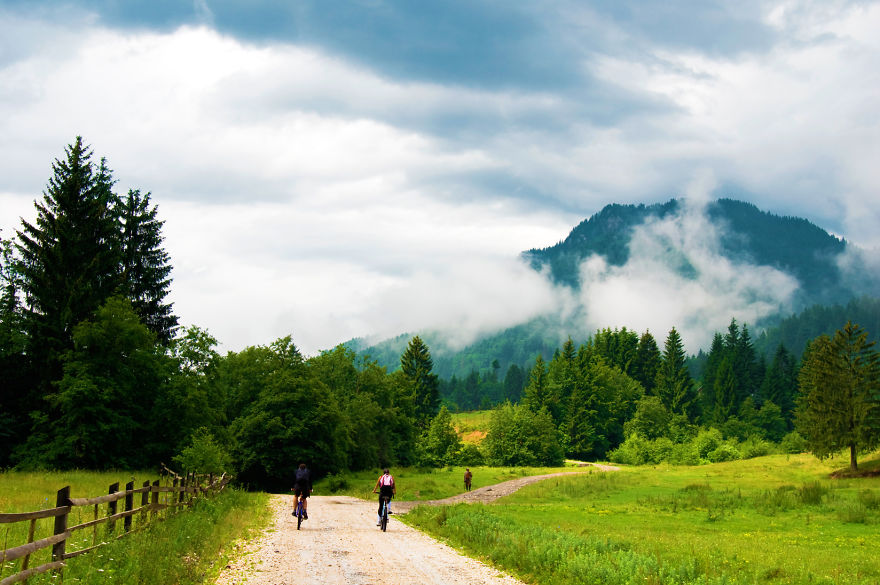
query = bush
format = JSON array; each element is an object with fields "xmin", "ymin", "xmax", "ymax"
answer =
[
  {"xmin": 707, "ymin": 443, "xmax": 741, "ymax": 463},
  {"xmin": 456, "ymin": 443, "xmax": 484, "ymax": 466},
  {"xmin": 779, "ymin": 431, "xmax": 807, "ymax": 454},
  {"xmin": 608, "ymin": 434, "xmax": 650, "ymax": 465},
  {"xmin": 740, "ymin": 435, "xmax": 773, "ymax": 459},
  {"xmin": 325, "ymin": 472, "xmax": 350, "ymax": 492},
  {"xmin": 691, "ymin": 428, "xmax": 723, "ymax": 460},
  {"xmin": 173, "ymin": 427, "xmax": 233, "ymax": 474}
]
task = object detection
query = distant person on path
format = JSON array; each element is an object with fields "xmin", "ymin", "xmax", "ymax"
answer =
[
  {"xmin": 373, "ymin": 468, "xmax": 396, "ymax": 525},
  {"xmin": 292, "ymin": 463, "xmax": 312, "ymax": 519},
  {"xmin": 464, "ymin": 468, "xmax": 472, "ymax": 491}
]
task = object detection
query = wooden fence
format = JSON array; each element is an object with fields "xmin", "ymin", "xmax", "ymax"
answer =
[{"xmin": 0, "ymin": 472, "xmax": 231, "ymax": 585}]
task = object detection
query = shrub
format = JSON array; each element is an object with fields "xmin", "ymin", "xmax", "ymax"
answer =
[
  {"xmin": 779, "ymin": 431, "xmax": 807, "ymax": 454},
  {"xmin": 708, "ymin": 443, "xmax": 741, "ymax": 463},
  {"xmin": 608, "ymin": 434, "xmax": 650, "ymax": 465},
  {"xmin": 740, "ymin": 435, "xmax": 773, "ymax": 459},
  {"xmin": 173, "ymin": 427, "xmax": 233, "ymax": 474},
  {"xmin": 691, "ymin": 428, "xmax": 723, "ymax": 460},
  {"xmin": 456, "ymin": 443, "xmax": 484, "ymax": 466},
  {"xmin": 325, "ymin": 472, "xmax": 350, "ymax": 492}
]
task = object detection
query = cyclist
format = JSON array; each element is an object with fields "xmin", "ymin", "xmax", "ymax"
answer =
[
  {"xmin": 372, "ymin": 468, "xmax": 395, "ymax": 526},
  {"xmin": 292, "ymin": 463, "xmax": 312, "ymax": 519}
]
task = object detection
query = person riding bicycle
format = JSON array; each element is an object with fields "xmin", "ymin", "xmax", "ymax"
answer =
[
  {"xmin": 292, "ymin": 463, "xmax": 312, "ymax": 519},
  {"xmin": 372, "ymin": 468, "xmax": 395, "ymax": 526}
]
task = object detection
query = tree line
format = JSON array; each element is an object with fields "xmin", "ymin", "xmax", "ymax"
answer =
[{"xmin": 2, "ymin": 139, "xmax": 877, "ymax": 488}]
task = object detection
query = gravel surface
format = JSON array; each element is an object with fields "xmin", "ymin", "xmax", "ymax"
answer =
[{"xmin": 214, "ymin": 465, "xmax": 618, "ymax": 585}]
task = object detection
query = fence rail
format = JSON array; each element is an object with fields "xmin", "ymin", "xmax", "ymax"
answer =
[{"xmin": 0, "ymin": 472, "xmax": 231, "ymax": 585}]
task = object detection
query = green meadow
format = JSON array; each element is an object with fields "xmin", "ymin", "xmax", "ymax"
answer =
[
  {"xmin": 405, "ymin": 453, "xmax": 880, "ymax": 585},
  {"xmin": 0, "ymin": 471, "xmax": 268, "ymax": 585},
  {"xmin": 314, "ymin": 464, "xmax": 580, "ymax": 500}
]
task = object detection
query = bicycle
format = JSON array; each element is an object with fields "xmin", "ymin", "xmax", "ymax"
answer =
[
  {"xmin": 294, "ymin": 495, "xmax": 306, "ymax": 530},
  {"xmin": 379, "ymin": 495, "xmax": 390, "ymax": 532}
]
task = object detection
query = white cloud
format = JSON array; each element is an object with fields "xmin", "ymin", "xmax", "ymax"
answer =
[
  {"xmin": 574, "ymin": 199, "xmax": 800, "ymax": 352},
  {"xmin": 1, "ymin": 3, "xmax": 878, "ymax": 357}
]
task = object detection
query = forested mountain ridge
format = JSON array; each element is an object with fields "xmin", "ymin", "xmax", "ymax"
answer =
[
  {"xmin": 353, "ymin": 198, "xmax": 879, "ymax": 386},
  {"xmin": 523, "ymin": 198, "xmax": 863, "ymax": 307}
]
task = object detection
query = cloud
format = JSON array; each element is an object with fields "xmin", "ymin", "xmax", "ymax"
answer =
[
  {"xmin": 1, "ymin": 2, "xmax": 879, "ymax": 357},
  {"xmin": 571, "ymin": 197, "xmax": 800, "ymax": 352}
]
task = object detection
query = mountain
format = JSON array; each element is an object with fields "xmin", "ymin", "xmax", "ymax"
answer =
[
  {"xmin": 353, "ymin": 198, "xmax": 879, "ymax": 381},
  {"xmin": 523, "ymin": 198, "xmax": 862, "ymax": 307}
]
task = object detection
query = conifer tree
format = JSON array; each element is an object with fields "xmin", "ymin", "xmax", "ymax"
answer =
[
  {"xmin": 400, "ymin": 335, "xmax": 440, "ymax": 424},
  {"xmin": 16, "ymin": 137, "xmax": 122, "ymax": 396},
  {"xmin": 631, "ymin": 331, "xmax": 661, "ymax": 393},
  {"xmin": 701, "ymin": 332, "xmax": 725, "ymax": 422},
  {"xmin": 523, "ymin": 354, "xmax": 551, "ymax": 413},
  {"xmin": 795, "ymin": 322, "xmax": 880, "ymax": 470},
  {"xmin": 655, "ymin": 327, "xmax": 698, "ymax": 420},
  {"xmin": 760, "ymin": 343, "xmax": 798, "ymax": 425},
  {"xmin": 118, "ymin": 189, "xmax": 178, "ymax": 343}
]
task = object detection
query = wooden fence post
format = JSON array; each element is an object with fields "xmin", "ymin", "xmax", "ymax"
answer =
[
  {"xmin": 52, "ymin": 486, "xmax": 70, "ymax": 563},
  {"xmin": 172, "ymin": 477, "xmax": 179, "ymax": 514},
  {"xmin": 107, "ymin": 482, "xmax": 119, "ymax": 537},
  {"xmin": 124, "ymin": 481, "xmax": 134, "ymax": 532},
  {"xmin": 140, "ymin": 480, "xmax": 150, "ymax": 527},
  {"xmin": 151, "ymin": 480, "xmax": 159, "ymax": 520}
]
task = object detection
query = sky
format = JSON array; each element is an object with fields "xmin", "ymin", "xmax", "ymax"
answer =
[{"xmin": 1, "ymin": 0, "xmax": 878, "ymax": 355}]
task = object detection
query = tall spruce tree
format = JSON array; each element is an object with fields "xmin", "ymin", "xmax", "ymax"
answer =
[
  {"xmin": 16, "ymin": 137, "xmax": 122, "ymax": 397},
  {"xmin": 701, "ymin": 332, "xmax": 725, "ymax": 422},
  {"xmin": 0, "ymin": 234, "xmax": 28, "ymax": 466},
  {"xmin": 760, "ymin": 343, "xmax": 798, "ymax": 425},
  {"xmin": 118, "ymin": 189, "xmax": 177, "ymax": 343},
  {"xmin": 631, "ymin": 331, "xmax": 661, "ymax": 393},
  {"xmin": 655, "ymin": 327, "xmax": 698, "ymax": 420},
  {"xmin": 400, "ymin": 335, "xmax": 440, "ymax": 425},
  {"xmin": 795, "ymin": 322, "xmax": 880, "ymax": 470}
]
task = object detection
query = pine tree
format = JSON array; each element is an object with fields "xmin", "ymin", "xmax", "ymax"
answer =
[
  {"xmin": 701, "ymin": 332, "xmax": 725, "ymax": 422},
  {"xmin": 523, "ymin": 354, "xmax": 551, "ymax": 413},
  {"xmin": 795, "ymin": 322, "xmax": 880, "ymax": 470},
  {"xmin": 759, "ymin": 343, "xmax": 798, "ymax": 426},
  {"xmin": 655, "ymin": 327, "xmax": 698, "ymax": 420},
  {"xmin": 118, "ymin": 189, "xmax": 178, "ymax": 343},
  {"xmin": 16, "ymin": 137, "xmax": 122, "ymax": 396},
  {"xmin": 713, "ymin": 357, "xmax": 737, "ymax": 422},
  {"xmin": 631, "ymin": 331, "xmax": 661, "ymax": 393},
  {"xmin": 400, "ymin": 335, "xmax": 440, "ymax": 424}
]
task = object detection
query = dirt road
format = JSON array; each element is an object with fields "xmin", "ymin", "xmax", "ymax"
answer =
[{"xmin": 215, "ymin": 467, "xmax": 617, "ymax": 585}]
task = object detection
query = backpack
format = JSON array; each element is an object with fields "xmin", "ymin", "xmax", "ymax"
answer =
[
  {"xmin": 295, "ymin": 468, "xmax": 310, "ymax": 485},
  {"xmin": 380, "ymin": 473, "xmax": 394, "ymax": 487}
]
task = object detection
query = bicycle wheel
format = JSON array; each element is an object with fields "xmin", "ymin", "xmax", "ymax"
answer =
[
  {"xmin": 380, "ymin": 500, "xmax": 388, "ymax": 532},
  {"xmin": 297, "ymin": 501, "xmax": 303, "ymax": 530}
]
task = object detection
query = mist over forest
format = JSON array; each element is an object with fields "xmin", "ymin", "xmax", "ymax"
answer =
[{"xmin": 352, "ymin": 197, "xmax": 880, "ymax": 378}]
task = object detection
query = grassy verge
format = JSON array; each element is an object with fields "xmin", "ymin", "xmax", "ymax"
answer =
[
  {"xmin": 405, "ymin": 453, "xmax": 880, "ymax": 585},
  {"xmin": 314, "ymin": 465, "xmax": 580, "ymax": 500},
  {"xmin": 1, "ymin": 471, "xmax": 269, "ymax": 585}
]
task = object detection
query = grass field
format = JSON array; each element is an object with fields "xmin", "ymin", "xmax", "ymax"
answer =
[
  {"xmin": 313, "ymin": 464, "xmax": 580, "ymax": 500},
  {"xmin": 450, "ymin": 409, "xmax": 493, "ymax": 443},
  {"xmin": 0, "ymin": 471, "xmax": 269, "ymax": 585},
  {"xmin": 405, "ymin": 452, "xmax": 880, "ymax": 585}
]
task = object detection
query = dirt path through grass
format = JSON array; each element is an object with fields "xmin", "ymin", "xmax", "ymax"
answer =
[{"xmin": 214, "ymin": 464, "xmax": 617, "ymax": 585}]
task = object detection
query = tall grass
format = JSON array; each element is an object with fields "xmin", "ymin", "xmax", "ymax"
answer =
[
  {"xmin": 405, "ymin": 453, "xmax": 880, "ymax": 585},
  {"xmin": 1, "ymin": 472, "xmax": 269, "ymax": 585}
]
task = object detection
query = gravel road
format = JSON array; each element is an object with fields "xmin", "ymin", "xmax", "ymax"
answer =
[{"xmin": 214, "ymin": 466, "xmax": 618, "ymax": 585}]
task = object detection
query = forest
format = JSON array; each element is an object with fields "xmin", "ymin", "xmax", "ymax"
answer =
[{"xmin": 2, "ymin": 139, "xmax": 879, "ymax": 490}]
